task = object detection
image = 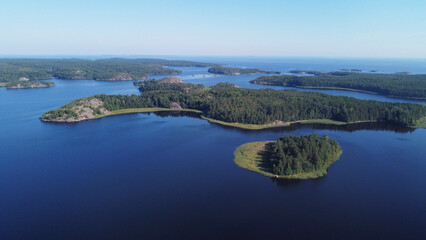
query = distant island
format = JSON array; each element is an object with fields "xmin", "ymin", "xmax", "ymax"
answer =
[
  {"xmin": 340, "ymin": 69, "xmax": 362, "ymax": 72},
  {"xmin": 234, "ymin": 134, "xmax": 342, "ymax": 179},
  {"xmin": 40, "ymin": 79, "xmax": 425, "ymax": 128},
  {"xmin": 289, "ymin": 70, "xmax": 323, "ymax": 76},
  {"xmin": 251, "ymin": 71, "xmax": 426, "ymax": 100},
  {"xmin": 208, "ymin": 66, "xmax": 281, "ymax": 75},
  {"xmin": 0, "ymin": 58, "xmax": 217, "ymax": 88},
  {"xmin": 5, "ymin": 80, "xmax": 55, "ymax": 89},
  {"xmin": 134, "ymin": 76, "xmax": 184, "ymax": 86}
]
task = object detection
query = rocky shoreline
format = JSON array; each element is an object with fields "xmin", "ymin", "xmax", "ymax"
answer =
[{"xmin": 6, "ymin": 81, "xmax": 55, "ymax": 89}]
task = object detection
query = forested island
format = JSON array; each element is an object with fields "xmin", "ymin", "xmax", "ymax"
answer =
[
  {"xmin": 0, "ymin": 58, "xmax": 216, "ymax": 88},
  {"xmin": 250, "ymin": 71, "xmax": 426, "ymax": 100},
  {"xmin": 133, "ymin": 76, "xmax": 185, "ymax": 86},
  {"xmin": 208, "ymin": 66, "xmax": 280, "ymax": 75},
  {"xmin": 289, "ymin": 70, "xmax": 323, "ymax": 76},
  {"xmin": 40, "ymin": 80, "xmax": 425, "ymax": 128},
  {"xmin": 234, "ymin": 134, "xmax": 342, "ymax": 179},
  {"xmin": 5, "ymin": 80, "xmax": 55, "ymax": 89}
]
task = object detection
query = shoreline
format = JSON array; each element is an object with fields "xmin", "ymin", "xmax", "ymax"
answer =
[
  {"xmin": 42, "ymin": 106, "xmax": 380, "ymax": 128},
  {"xmin": 6, "ymin": 85, "xmax": 55, "ymax": 90},
  {"xmin": 93, "ymin": 108, "xmax": 202, "ymax": 119},
  {"xmin": 41, "ymin": 107, "xmax": 425, "ymax": 129},
  {"xmin": 233, "ymin": 141, "xmax": 342, "ymax": 179},
  {"xmin": 40, "ymin": 108, "xmax": 202, "ymax": 123},
  {"xmin": 201, "ymin": 115, "xmax": 378, "ymax": 130}
]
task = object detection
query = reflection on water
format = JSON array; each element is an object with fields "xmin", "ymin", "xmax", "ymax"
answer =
[
  {"xmin": 152, "ymin": 111, "xmax": 416, "ymax": 133},
  {"xmin": 271, "ymin": 177, "xmax": 304, "ymax": 187},
  {"xmin": 270, "ymin": 176, "xmax": 329, "ymax": 187}
]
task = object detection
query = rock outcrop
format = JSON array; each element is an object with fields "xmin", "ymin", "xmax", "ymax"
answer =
[
  {"xmin": 6, "ymin": 81, "xmax": 55, "ymax": 89},
  {"xmin": 41, "ymin": 98, "xmax": 110, "ymax": 122}
]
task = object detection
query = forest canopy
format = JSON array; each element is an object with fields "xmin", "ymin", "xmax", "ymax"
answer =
[{"xmin": 269, "ymin": 134, "xmax": 341, "ymax": 176}]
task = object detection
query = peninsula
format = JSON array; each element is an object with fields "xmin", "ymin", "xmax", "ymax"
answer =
[
  {"xmin": 250, "ymin": 71, "xmax": 426, "ymax": 100},
  {"xmin": 234, "ymin": 134, "xmax": 342, "ymax": 179},
  {"xmin": 208, "ymin": 66, "xmax": 280, "ymax": 75},
  {"xmin": 40, "ymin": 80, "xmax": 426, "ymax": 128}
]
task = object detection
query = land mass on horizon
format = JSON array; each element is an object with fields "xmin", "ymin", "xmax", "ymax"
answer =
[
  {"xmin": 0, "ymin": 58, "xmax": 218, "ymax": 88},
  {"xmin": 208, "ymin": 66, "xmax": 280, "ymax": 75}
]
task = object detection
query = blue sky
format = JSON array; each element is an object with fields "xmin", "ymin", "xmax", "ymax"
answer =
[{"xmin": 0, "ymin": 0, "xmax": 425, "ymax": 58}]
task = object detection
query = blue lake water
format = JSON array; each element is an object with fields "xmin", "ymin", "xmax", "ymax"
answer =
[{"xmin": 0, "ymin": 57, "xmax": 425, "ymax": 239}]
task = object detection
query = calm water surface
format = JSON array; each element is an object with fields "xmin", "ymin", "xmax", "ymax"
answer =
[{"xmin": 1, "ymin": 58, "xmax": 425, "ymax": 239}]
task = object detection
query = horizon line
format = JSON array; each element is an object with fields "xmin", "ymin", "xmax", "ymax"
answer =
[{"xmin": 0, "ymin": 54, "xmax": 426, "ymax": 60}]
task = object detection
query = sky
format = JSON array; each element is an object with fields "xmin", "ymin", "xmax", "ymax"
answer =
[{"xmin": 0, "ymin": 0, "xmax": 425, "ymax": 58}]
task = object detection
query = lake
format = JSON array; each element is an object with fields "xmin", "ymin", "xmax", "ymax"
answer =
[{"xmin": 0, "ymin": 57, "xmax": 425, "ymax": 239}]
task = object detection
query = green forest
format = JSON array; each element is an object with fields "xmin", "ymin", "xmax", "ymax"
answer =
[
  {"xmin": 250, "ymin": 71, "xmax": 426, "ymax": 99},
  {"xmin": 0, "ymin": 58, "xmax": 215, "ymax": 84},
  {"xmin": 208, "ymin": 66, "xmax": 280, "ymax": 75},
  {"xmin": 268, "ymin": 134, "xmax": 341, "ymax": 176},
  {"xmin": 42, "ymin": 80, "xmax": 426, "ymax": 127}
]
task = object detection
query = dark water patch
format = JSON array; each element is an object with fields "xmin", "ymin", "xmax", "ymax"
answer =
[{"xmin": 1, "ymin": 59, "xmax": 426, "ymax": 239}]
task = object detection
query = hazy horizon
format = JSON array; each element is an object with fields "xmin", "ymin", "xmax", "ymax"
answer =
[
  {"xmin": 1, "ymin": 55, "xmax": 426, "ymax": 61},
  {"xmin": 1, "ymin": 0, "xmax": 425, "ymax": 58}
]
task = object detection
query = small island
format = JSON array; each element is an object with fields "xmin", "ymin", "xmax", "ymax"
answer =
[
  {"xmin": 208, "ymin": 66, "xmax": 280, "ymax": 75},
  {"xmin": 6, "ymin": 81, "xmax": 55, "ymax": 89},
  {"xmin": 234, "ymin": 134, "xmax": 342, "ymax": 179}
]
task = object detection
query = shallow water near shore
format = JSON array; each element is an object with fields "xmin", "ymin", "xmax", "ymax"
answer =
[{"xmin": 1, "ymin": 57, "xmax": 425, "ymax": 239}]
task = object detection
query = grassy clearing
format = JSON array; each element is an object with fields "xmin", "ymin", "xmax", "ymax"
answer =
[
  {"xmin": 233, "ymin": 141, "xmax": 342, "ymax": 179},
  {"xmin": 200, "ymin": 116, "xmax": 288, "ymax": 130},
  {"xmin": 93, "ymin": 108, "xmax": 202, "ymax": 119},
  {"xmin": 201, "ymin": 116, "xmax": 354, "ymax": 130},
  {"xmin": 412, "ymin": 117, "xmax": 426, "ymax": 129},
  {"xmin": 234, "ymin": 141, "xmax": 276, "ymax": 177},
  {"xmin": 300, "ymin": 119, "xmax": 347, "ymax": 125}
]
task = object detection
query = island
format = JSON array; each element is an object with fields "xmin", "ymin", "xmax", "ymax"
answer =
[
  {"xmin": 5, "ymin": 80, "xmax": 55, "ymax": 89},
  {"xmin": 40, "ymin": 79, "xmax": 426, "ymax": 128},
  {"xmin": 233, "ymin": 134, "xmax": 342, "ymax": 179},
  {"xmin": 289, "ymin": 70, "xmax": 323, "ymax": 76},
  {"xmin": 0, "ymin": 58, "xmax": 217, "ymax": 86},
  {"xmin": 340, "ymin": 69, "xmax": 362, "ymax": 72},
  {"xmin": 133, "ymin": 76, "xmax": 184, "ymax": 86},
  {"xmin": 208, "ymin": 66, "xmax": 281, "ymax": 75},
  {"xmin": 250, "ymin": 71, "xmax": 426, "ymax": 100}
]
